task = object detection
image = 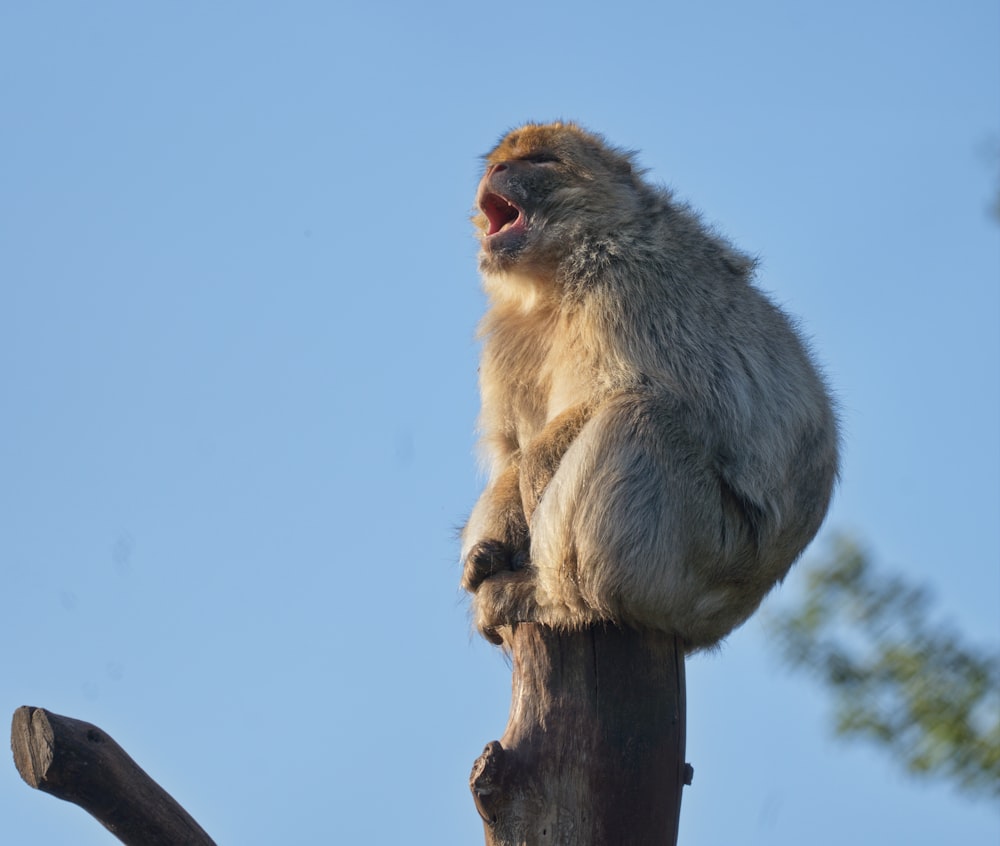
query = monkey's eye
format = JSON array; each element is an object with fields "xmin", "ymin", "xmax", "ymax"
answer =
[{"xmin": 522, "ymin": 153, "xmax": 560, "ymax": 165}]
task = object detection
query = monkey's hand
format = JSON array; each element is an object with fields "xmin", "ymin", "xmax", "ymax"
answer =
[
  {"xmin": 463, "ymin": 541, "xmax": 536, "ymax": 645},
  {"xmin": 461, "ymin": 539, "xmax": 529, "ymax": 593}
]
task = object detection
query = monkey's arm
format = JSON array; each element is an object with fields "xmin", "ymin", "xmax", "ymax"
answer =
[
  {"xmin": 461, "ymin": 459, "xmax": 530, "ymax": 593},
  {"xmin": 463, "ymin": 403, "xmax": 593, "ymax": 643},
  {"xmin": 518, "ymin": 402, "xmax": 593, "ymax": 521}
]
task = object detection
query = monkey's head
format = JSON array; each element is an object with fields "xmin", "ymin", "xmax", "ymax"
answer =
[{"xmin": 475, "ymin": 122, "xmax": 643, "ymax": 280}]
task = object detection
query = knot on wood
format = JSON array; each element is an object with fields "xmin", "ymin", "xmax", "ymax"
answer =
[{"xmin": 470, "ymin": 740, "xmax": 509, "ymax": 823}]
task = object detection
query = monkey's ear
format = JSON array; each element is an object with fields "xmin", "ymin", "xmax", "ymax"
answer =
[
  {"xmin": 722, "ymin": 250, "xmax": 758, "ymax": 278},
  {"xmin": 612, "ymin": 147, "xmax": 641, "ymax": 179}
]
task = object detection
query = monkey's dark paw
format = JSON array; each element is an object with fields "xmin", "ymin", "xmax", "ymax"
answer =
[{"xmin": 462, "ymin": 540, "xmax": 529, "ymax": 592}]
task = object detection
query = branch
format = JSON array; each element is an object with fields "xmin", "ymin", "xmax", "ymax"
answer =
[{"xmin": 11, "ymin": 706, "xmax": 217, "ymax": 846}]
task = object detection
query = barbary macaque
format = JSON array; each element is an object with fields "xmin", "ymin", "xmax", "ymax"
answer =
[{"xmin": 461, "ymin": 122, "xmax": 838, "ymax": 651}]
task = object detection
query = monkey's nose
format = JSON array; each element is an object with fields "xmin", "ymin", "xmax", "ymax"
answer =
[{"xmin": 487, "ymin": 163, "xmax": 508, "ymax": 177}]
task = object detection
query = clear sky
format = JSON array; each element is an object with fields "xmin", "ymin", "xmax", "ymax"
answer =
[{"xmin": 2, "ymin": 2, "xmax": 997, "ymax": 843}]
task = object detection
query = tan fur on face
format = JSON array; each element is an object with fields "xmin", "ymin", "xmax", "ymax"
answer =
[{"xmin": 462, "ymin": 122, "xmax": 839, "ymax": 651}]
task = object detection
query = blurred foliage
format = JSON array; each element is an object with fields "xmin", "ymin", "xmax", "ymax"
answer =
[{"xmin": 770, "ymin": 535, "xmax": 1000, "ymax": 801}]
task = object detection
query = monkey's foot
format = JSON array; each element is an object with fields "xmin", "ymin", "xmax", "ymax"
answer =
[
  {"xmin": 473, "ymin": 569, "xmax": 540, "ymax": 644},
  {"xmin": 462, "ymin": 539, "xmax": 529, "ymax": 592}
]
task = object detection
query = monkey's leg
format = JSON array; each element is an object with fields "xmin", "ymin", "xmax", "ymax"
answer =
[
  {"xmin": 527, "ymin": 391, "xmax": 756, "ymax": 643},
  {"xmin": 471, "ymin": 569, "xmax": 539, "ymax": 644}
]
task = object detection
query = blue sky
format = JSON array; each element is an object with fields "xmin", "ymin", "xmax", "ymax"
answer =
[{"xmin": 2, "ymin": 2, "xmax": 997, "ymax": 843}]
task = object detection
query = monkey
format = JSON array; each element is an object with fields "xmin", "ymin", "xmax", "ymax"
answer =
[{"xmin": 460, "ymin": 122, "xmax": 839, "ymax": 652}]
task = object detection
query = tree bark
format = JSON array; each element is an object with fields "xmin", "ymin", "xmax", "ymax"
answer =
[
  {"xmin": 470, "ymin": 623, "xmax": 689, "ymax": 846},
  {"xmin": 10, "ymin": 706, "xmax": 216, "ymax": 846}
]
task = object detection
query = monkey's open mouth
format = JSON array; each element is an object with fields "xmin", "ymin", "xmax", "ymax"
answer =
[{"xmin": 480, "ymin": 192, "xmax": 524, "ymax": 237}]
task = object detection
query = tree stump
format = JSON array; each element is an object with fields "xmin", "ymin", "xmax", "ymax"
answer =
[{"xmin": 470, "ymin": 623, "xmax": 689, "ymax": 846}]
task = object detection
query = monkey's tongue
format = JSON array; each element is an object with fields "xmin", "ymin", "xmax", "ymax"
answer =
[{"xmin": 480, "ymin": 193, "xmax": 521, "ymax": 236}]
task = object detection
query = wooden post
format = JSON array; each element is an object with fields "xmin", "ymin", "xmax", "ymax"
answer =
[
  {"xmin": 469, "ymin": 623, "xmax": 690, "ymax": 846},
  {"xmin": 10, "ymin": 706, "xmax": 217, "ymax": 846}
]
